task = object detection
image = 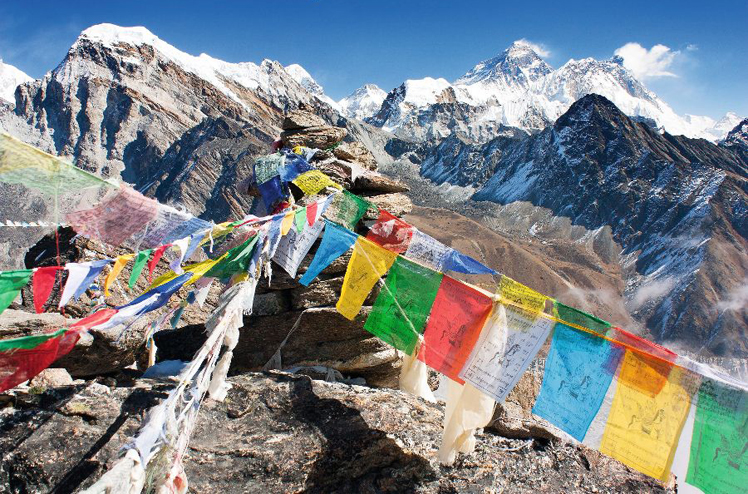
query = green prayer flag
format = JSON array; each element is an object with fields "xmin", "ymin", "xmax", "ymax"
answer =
[
  {"xmin": 324, "ymin": 190, "xmax": 372, "ymax": 229},
  {"xmin": 0, "ymin": 328, "xmax": 67, "ymax": 352},
  {"xmin": 554, "ymin": 301, "xmax": 611, "ymax": 335},
  {"xmin": 0, "ymin": 269, "xmax": 33, "ymax": 315},
  {"xmin": 364, "ymin": 257, "xmax": 443, "ymax": 355},
  {"xmin": 205, "ymin": 235, "xmax": 258, "ymax": 280},
  {"xmin": 294, "ymin": 208, "xmax": 306, "ymax": 233},
  {"xmin": 686, "ymin": 379, "xmax": 748, "ymax": 494},
  {"xmin": 128, "ymin": 249, "xmax": 153, "ymax": 289}
]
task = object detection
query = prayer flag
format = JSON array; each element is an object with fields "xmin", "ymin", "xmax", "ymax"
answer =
[
  {"xmin": 366, "ymin": 209, "xmax": 414, "ymax": 254},
  {"xmin": 128, "ymin": 249, "xmax": 153, "ymax": 289},
  {"xmin": 0, "ymin": 269, "xmax": 32, "ymax": 315},
  {"xmin": 324, "ymin": 190, "xmax": 371, "ymax": 229},
  {"xmin": 600, "ymin": 350, "xmax": 697, "ymax": 481},
  {"xmin": 104, "ymin": 254, "xmax": 135, "ymax": 296},
  {"xmin": 685, "ymin": 379, "xmax": 747, "ymax": 494},
  {"xmin": 532, "ymin": 324, "xmax": 624, "ymax": 441},
  {"xmin": 148, "ymin": 244, "xmax": 172, "ymax": 282},
  {"xmin": 292, "ymin": 170, "xmax": 341, "ymax": 196},
  {"xmin": 442, "ymin": 249, "xmax": 497, "ymax": 275},
  {"xmin": 279, "ymin": 153, "xmax": 313, "ymax": 182},
  {"xmin": 254, "ymin": 153, "xmax": 285, "ymax": 184},
  {"xmin": 204, "ymin": 236, "xmax": 258, "ymax": 280},
  {"xmin": 306, "ymin": 202, "xmax": 318, "ymax": 226},
  {"xmin": 273, "ymin": 219, "xmax": 324, "ymax": 278},
  {"xmin": 281, "ymin": 211, "xmax": 294, "ymax": 236},
  {"xmin": 364, "ymin": 257, "xmax": 442, "ymax": 355},
  {"xmin": 554, "ymin": 301, "xmax": 611, "ymax": 335},
  {"xmin": 419, "ymin": 276, "xmax": 494, "ymax": 383},
  {"xmin": 498, "ymin": 276, "xmax": 548, "ymax": 313},
  {"xmin": 403, "ymin": 229, "xmax": 451, "ymax": 271},
  {"xmin": 299, "ymin": 221, "xmax": 358, "ymax": 286},
  {"xmin": 336, "ymin": 237, "xmax": 397, "ymax": 320},
  {"xmin": 32, "ymin": 266, "xmax": 62, "ymax": 313},
  {"xmin": 71, "ymin": 260, "xmax": 111, "ymax": 301},
  {"xmin": 294, "ymin": 208, "xmax": 306, "ymax": 233},
  {"xmin": 258, "ymin": 176, "xmax": 287, "ymax": 210}
]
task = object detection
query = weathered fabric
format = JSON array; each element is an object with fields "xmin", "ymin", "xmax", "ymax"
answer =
[
  {"xmin": 554, "ymin": 301, "xmax": 611, "ymax": 335},
  {"xmin": 323, "ymin": 190, "xmax": 371, "ymax": 229},
  {"xmin": 364, "ymin": 257, "xmax": 442, "ymax": 355},
  {"xmin": 273, "ymin": 219, "xmax": 324, "ymax": 278},
  {"xmin": 403, "ymin": 229, "xmax": 451, "ymax": 271},
  {"xmin": 442, "ymin": 249, "xmax": 497, "ymax": 275},
  {"xmin": 366, "ymin": 209, "xmax": 414, "ymax": 254},
  {"xmin": 336, "ymin": 237, "xmax": 397, "ymax": 320},
  {"xmin": 104, "ymin": 254, "xmax": 135, "ymax": 296},
  {"xmin": 292, "ymin": 170, "xmax": 341, "ymax": 196},
  {"xmin": 253, "ymin": 153, "xmax": 286, "ymax": 184}
]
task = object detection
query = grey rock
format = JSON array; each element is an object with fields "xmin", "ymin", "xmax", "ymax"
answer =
[
  {"xmin": 0, "ymin": 373, "xmax": 675, "ymax": 493},
  {"xmin": 365, "ymin": 192, "xmax": 414, "ymax": 218},
  {"xmin": 28, "ymin": 368, "xmax": 74, "ymax": 389},
  {"xmin": 333, "ymin": 141, "xmax": 378, "ymax": 170},
  {"xmin": 353, "ymin": 171, "xmax": 410, "ymax": 194}
]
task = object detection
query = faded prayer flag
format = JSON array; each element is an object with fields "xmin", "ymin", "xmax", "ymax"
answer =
[
  {"xmin": 403, "ymin": 229, "xmax": 451, "ymax": 271},
  {"xmin": 419, "ymin": 276, "xmax": 494, "ymax": 383},
  {"xmin": 366, "ymin": 209, "xmax": 413, "ymax": 254},
  {"xmin": 685, "ymin": 379, "xmax": 747, "ymax": 494},
  {"xmin": 364, "ymin": 257, "xmax": 443, "ymax": 355},
  {"xmin": 0, "ymin": 133, "xmax": 111, "ymax": 196},
  {"xmin": 0, "ymin": 269, "xmax": 33, "ymax": 315},
  {"xmin": 600, "ymin": 350, "xmax": 697, "ymax": 481},
  {"xmin": 460, "ymin": 304, "xmax": 554, "ymax": 403},
  {"xmin": 532, "ymin": 324, "xmax": 624, "ymax": 441},
  {"xmin": 257, "ymin": 176, "xmax": 287, "ymax": 210},
  {"xmin": 336, "ymin": 237, "xmax": 397, "ymax": 320},
  {"xmin": 298, "ymin": 220, "xmax": 358, "ymax": 286},
  {"xmin": 66, "ymin": 186, "xmax": 160, "ymax": 247},
  {"xmin": 254, "ymin": 153, "xmax": 285, "ymax": 184},
  {"xmin": 323, "ymin": 190, "xmax": 371, "ymax": 230},
  {"xmin": 273, "ymin": 219, "xmax": 324, "ymax": 278}
]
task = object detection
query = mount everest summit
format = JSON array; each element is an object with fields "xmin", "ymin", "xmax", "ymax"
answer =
[{"xmin": 0, "ymin": 24, "xmax": 745, "ymax": 362}]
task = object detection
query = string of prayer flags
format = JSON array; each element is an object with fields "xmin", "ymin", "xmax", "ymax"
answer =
[
  {"xmin": 609, "ymin": 326, "xmax": 677, "ymax": 364},
  {"xmin": 532, "ymin": 323, "xmax": 624, "ymax": 441},
  {"xmin": 148, "ymin": 255, "xmax": 227, "ymax": 290},
  {"xmin": 32, "ymin": 266, "xmax": 63, "ymax": 313},
  {"xmin": 299, "ymin": 220, "xmax": 358, "ymax": 286},
  {"xmin": 419, "ymin": 276, "xmax": 494, "ymax": 383},
  {"xmin": 0, "ymin": 133, "xmax": 112, "ymax": 196},
  {"xmin": 366, "ymin": 209, "xmax": 414, "ymax": 254},
  {"xmin": 364, "ymin": 257, "xmax": 443, "ymax": 354},
  {"xmin": 0, "ymin": 308, "xmax": 117, "ymax": 393},
  {"xmin": 336, "ymin": 237, "xmax": 397, "ymax": 320},
  {"xmin": 292, "ymin": 169, "xmax": 341, "ymax": 196},
  {"xmin": 685, "ymin": 379, "xmax": 747, "ymax": 494},
  {"xmin": 554, "ymin": 301, "xmax": 611, "ymax": 335},
  {"xmin": 459, "ymin": 302, "xmax": 555, "ymax": 403},
  {"xmin": 148, "ymin": 244, "xmax": 172, "ymax": 282},
  {"xmin": 0, "ymin": 269, "xmax": 33, "ymax": 315},
  {"xmin": 128, "ymin": 249, "xmax": 153, "ymax": 289},
  {"xmin": 273, "ymin": 219, "xmax": 324, "ymax": 278},
  {"xmin": 323, "ymin": 190, "xmax": 371, "ymax": 229},
  {"xmin": 67, "ymin": 186, "xmax": 160, "ymax": 247},
  {"xmin": 403, "ymin": 229, "xmax": 451, "ymax": 271},
  {"xmin": 442, "ymin": 249, "xmax": 497, "ymax": 275},
  {"xmin": 104, "ymin": 254, "xmax": 135, "ymax": 296},
  {"xmin": 599, "ymin": 351, "xmax": 698, "ymax": 481}
]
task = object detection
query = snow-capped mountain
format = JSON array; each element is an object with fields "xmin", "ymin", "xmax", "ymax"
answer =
[
  {"xmin": 284, "ymin": 63, "xmax": 340, "ymax": 109},
  {"xmin": 0, "ymin": 60, "xmax": 33, "ymax": 103},
  {"xmin": 338, "ymin": 84, "xmax": 387, "ymax": 120},
  {"xmin": 368, "ymin": 41, "xmax": 741, "ymax": 143}
]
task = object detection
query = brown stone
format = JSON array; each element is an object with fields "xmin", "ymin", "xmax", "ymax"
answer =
[
  {"xmin": 364, "ymin": 192, "xmax": 414, "ymax": 218},
  {"xmin": 353, "ymin": 171, "xmax": 410, "ymax": 194},
  {"xmin": 281, "ymin": 109, "xmax": 327, "ymax": 130},
  {"xmin": 333, "ymin": 141, "xmax": 378, "ymax": 170},
  {"xmin": 280, "ymin": 125, "xmax": 347, "ymax": 149}
]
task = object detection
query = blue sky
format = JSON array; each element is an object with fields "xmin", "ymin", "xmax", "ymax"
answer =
[{"xmin": 0, "ymin": 1, "xmax": 745, "ymax": 119}]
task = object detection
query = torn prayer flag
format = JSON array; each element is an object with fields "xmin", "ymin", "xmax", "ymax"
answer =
[
  {"xmin": 403, "ymin": 229, "xmax": 451, "ymax": 271},
  {"xmin": 324, "ymin": 190, "xmax": 370, "ymax": 230},
  {"xmin": 273, "ymin": 219, "xmax": 324, "ymax": 279},
  {"xmin": 364, "ymin": 257, "xmax": 443, "ymax": 355}
]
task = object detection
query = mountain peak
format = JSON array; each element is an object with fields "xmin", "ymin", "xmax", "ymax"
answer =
[
  {"xmin": 0, "ymin": 59, "xmax": 33, "ymax": 103},
  {"xmin": 455, "ymin": 40, "xmax": 552, "ymax": 87},
  {"xmin": 338, "ymin": 83, "xmax": 387, "ymax": 120},
  {"xmin": 77, "ymin": 23, "xmax": 160, "ymax": 48}
]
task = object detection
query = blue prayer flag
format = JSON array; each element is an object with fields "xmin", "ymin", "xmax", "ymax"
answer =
[{"xmin": 299, "ymin": 221, "xmax": 358, "ymax": 286}]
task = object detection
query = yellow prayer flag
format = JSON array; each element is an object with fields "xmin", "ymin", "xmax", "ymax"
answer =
[
  {"xmin": 336, "ymin": 237, "xmax": 397, "ymax": 320},
  {"xmin": 199, "ymin": 222, "xmax": 234, "ymax": 248},
  {"xmin": 599, "ymin": 351, "xmax": 696, "ymax": 481},
  {"xmin": 292, "ymin": 170, "xmax": 342, "ymax": 196},
  {"xmin": 498, "ymin": 275, "xmax": 548, "ymax": 313},
  {"xmin": 104, "ymin": 254, "xmax": 135, "ymax": 296},
  {"xmin": 281, "ymin": 211, "xmax": 295, "ymax": 236}
]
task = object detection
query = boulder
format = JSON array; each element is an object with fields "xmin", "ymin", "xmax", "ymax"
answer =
[
  {"xmin": 353, "ymin": 171, "xmax": 410, "ymax": 194},
  {"xmin": 0, "ymin": 309, "xmax": 69, "ymax": 339},
  {"xmin": 280, "ymin": 125, "xmax": 347, "ymax": 149},
  {"xmin": 27, "ymin": 368, "xmax": 74, "ymax": 389},
  {"xmin": 333, "ymin": 141, "xmax": 378, "ymax": 170},
  {"xmin": 290, "ymin": 276, "xmax": 381, "ymax": 310},
  {"xmin": 365, "ymin": 192, "xmax": 414, "ymax": 218},
  {"xmin": 282, "ymin": 109, "xmax": 327, "ymax": 130},
  {"xmin": 0, "ymin": 373, "xmax": 675, "ymax": 493}
]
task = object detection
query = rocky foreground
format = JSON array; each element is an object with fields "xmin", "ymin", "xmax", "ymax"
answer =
[{"xmin": 0, "ymin": 372, "xmax": 673, "ymax": 493}]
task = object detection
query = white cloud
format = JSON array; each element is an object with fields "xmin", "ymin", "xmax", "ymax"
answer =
[
  {"xmin": 686, "ymin": 44, "xmax": 698, "ymax": 52},
  {"xmin": 614, "ymin": 42, "xmax": 680, "ymax": 79},
  {"xmin": 628, "ymin": 277, "xmax": 675, "ymax": 311},
  {"xmin": 717, "ymin": 281, "xmax": 748, "ymax": 312},
  {"xmin": 514, "ymin": 38, "xmax": 550, "ymax": 58}
]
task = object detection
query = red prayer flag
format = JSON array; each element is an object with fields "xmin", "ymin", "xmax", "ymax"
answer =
[
  {"xmin": 148, "ymin": 244, "xmax": 172, "ymax": 282},
  {"xmin": 306, "ymin": 202, "xmax": 318, "ymax": 226},
  {"xmin": 419, "ymin": 276, "xmax": 494, "ymax": 383},
  {"xmin": 366, "ymin": 209, "xmax": 414, "ymax": 254},
  {"xmin": 32, "ymin": 267, "xmax": 62, "ymax": 314}
]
